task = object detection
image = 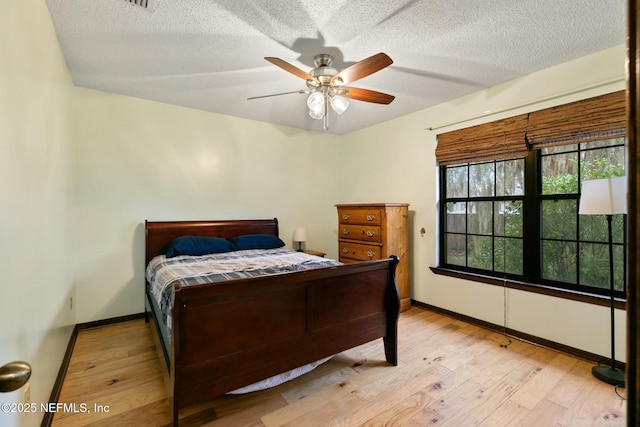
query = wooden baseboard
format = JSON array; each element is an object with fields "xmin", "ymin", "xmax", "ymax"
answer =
[
  {"xmin": 40, "ymin": 325, "xmax": 78, "ymax": 427},
  {"xmin": 40, "ymin": 313, "xmax": 146, "ymax": 427},
  {"xmin": 76, "ymin": 312, "xmax": 146, "ymax": 330},
  {"xmin": 411, "ymin": 300, "xmax": 626, "ymax": 370}
]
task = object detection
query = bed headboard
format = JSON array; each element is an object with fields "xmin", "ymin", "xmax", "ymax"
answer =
[{"xmin": 144, "ymin": 218, "xmax": 279, "ymax": 266}]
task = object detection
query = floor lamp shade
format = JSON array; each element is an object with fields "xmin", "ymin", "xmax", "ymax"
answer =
[
  {"xmin": 578, "ymin": 176, "xmax": 627, "ymax": 387},
  {"xmin": 578, "ymin": 177, "xmax": 627, "ymax": 215}
]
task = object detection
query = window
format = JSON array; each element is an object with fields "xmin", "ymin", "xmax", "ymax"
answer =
[
  {"xmin": 442, "ymin": 159, "xmax": 524, "ymax": 275},
  {"xmin": 539, "ymin": 139, "xmax": 626, "ymax": 295},
  {"xmin": 436, "ymin": 91, "xmax": 627, "ymax": 300}
]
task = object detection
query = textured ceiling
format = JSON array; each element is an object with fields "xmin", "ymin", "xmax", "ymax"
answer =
[{"xmin": 45, "ymin": 0, "xmax": 626, "ymax": 135}]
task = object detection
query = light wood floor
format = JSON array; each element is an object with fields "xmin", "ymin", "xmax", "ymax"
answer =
[{"xmin": 51, "ymin": 307, "xmax": 627, "ymax": 426}]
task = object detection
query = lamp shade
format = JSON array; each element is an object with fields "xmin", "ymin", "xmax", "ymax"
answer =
[
  {"xmin": 579, "ymin": 177, "xmax": 627, "ymax": 215},
  {"xmin": 307, "ymin": 92, "xmax": 325, "ymax": 120},
  {"xmin": 307, "ymin": 92, "xmax": 323, "ymax": 109},
  {"xmin": 330, "ymin": 95, "xmax": 349, "ymax": 115},
  {"xmin": 293, "ymin": 227, "xmax": 307, "ymax": 242}
]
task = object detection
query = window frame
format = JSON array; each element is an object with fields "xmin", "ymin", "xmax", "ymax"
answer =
[
  {"xmin": 439, "ymin": 158, "xmax": 526, "ymax": 277},
  {"xmin": 436, "ymin": 140, "xmax": 628, "ymax": 306}
]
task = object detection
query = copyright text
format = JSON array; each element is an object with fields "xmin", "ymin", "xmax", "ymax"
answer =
[{"xmin": 1, "ymin": 402, "xmax": 110, "ymax": 414}]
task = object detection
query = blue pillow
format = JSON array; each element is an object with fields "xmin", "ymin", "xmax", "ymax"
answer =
[
  {"xmin": 229, "ymin": 234, "xmax": 285, "ymax": 250},
  {"xmin": 163, "ymin": 236, "xmax": 234, "ymax": 258}
]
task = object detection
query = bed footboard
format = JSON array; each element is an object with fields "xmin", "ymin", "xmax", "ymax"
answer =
[{"xmin": 169, "ymin": 256, "xmax": 399, "ymax": 425}]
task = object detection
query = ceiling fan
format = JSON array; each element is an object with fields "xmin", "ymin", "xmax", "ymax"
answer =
[{"xmin": 249, "ymin": 52, "xmax": 395, "ymax": 130}]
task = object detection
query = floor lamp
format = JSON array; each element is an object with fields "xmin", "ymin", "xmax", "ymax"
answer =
[{"xmin": 579, "ymin": 176, "xmax": 627, "ymax": 387}]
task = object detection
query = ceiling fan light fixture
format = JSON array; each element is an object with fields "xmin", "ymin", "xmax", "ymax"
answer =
[
  {"xmin": 306, "ymin": 79, "xmax": 320, "ymax": 90},
  {"xmin": 309, "ymin": 105, "xmax": 324, "ymax": 120},
  {"xmin": 307, "ymin": 91, "xmax": 324, "ymax": 109},
  {"xmin": 307, "ymin": 92, "xmax": 325, "ymax": 120},
  {"xmin": 253, "ymin": 52, "xmax": 394, "ymax": 130},
  {"xmin": 331, "ymin": 76, "xmax": 345, "ymax": 86},
  {"xmin": 330, "ymin": 95, "xmax": 349, "ymax": 115}
]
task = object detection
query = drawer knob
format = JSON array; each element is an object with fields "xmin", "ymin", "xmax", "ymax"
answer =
[
  {"xmin": 343, "ymin": 248, "xmax": 350, "ymax": 253},
  {"xmin": 366, "ymin": 231, "xmax": 375, "ymax": 237},
  {"xmin": 366, "ymin": 215, "xmax": 375, "ymax": 221},
  {"xmin": 367, "ymin": 251, "xmax": 375, "ymax": 258},
  {"xmin": 342, "ymin": 229, "xmax": 350, "ymax": 235},
  {"xmin": 342, "ymin": 214, "xmax": 350, "ymax": 220}
]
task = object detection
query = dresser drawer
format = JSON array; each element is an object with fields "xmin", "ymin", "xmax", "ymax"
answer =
[
  {"xmin": 338, "ymin": 242, "xmax": 382, "ymax": 261},
  {"xmin": 338, "ymin": 208, "xmax": 382, "ymax": 225},
  {"xmin": 339, "ymin": 224, "xmax": 381, "ymax": 243}
]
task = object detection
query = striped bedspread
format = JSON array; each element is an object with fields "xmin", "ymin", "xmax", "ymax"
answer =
[{"xmin": 146, "ymin": 248, "xmax": 341, "ymax": 339}]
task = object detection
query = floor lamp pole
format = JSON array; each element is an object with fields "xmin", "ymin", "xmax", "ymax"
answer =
[{"xmin": 591, "ymin": 214, "xmax": 625, "ymax": 387}]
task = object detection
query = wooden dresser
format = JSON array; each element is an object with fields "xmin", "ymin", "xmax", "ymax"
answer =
[{"xmin": 336, "ymin": 203, "xmax": 410, "ymax": 311}]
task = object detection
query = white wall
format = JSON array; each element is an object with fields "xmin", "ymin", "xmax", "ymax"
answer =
[
  {"xmin": 339, "ymin": 45, "xmax": 627, "ymax": 361},
  {"xmin": 0, "ymin": 2, "xmax": 75, "ymax": 426},
  {"xmin": 71, "ymin": 90, "xmax": 340, "ymax": 322}
]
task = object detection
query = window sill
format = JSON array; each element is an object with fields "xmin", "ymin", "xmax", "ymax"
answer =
[{"xmin": 429, "ymin": 266, "xmax": 626, "ymax": 310}]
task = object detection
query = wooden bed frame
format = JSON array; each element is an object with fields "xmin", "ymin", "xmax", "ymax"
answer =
[{"xmin": 144, "ymin": 218, "xmax": 400, "ymax": 426}]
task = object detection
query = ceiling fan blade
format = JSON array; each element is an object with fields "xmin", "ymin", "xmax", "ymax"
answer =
[
  {"xmin": 265, "ymin": 57, "xmax": 312, "ymax": 80},
  {"xmin": 338, "ymin": 87, "xmax": 395, "ymax": 104},
  {"xmin": 332, "ymin": 52, "xmax": 393, "ymax": 85},
  {"xmin": 247, "ymin": 90, "xmax": 308, "ymax": 100}
]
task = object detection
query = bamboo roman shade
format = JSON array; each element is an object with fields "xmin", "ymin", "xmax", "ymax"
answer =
[
  {"xmin": 435, "ymin": 114, "xmax": 529, "ymax": 165},
  {"xmin": 526, "ymin": 90, "xmax": 626, "ymax": 149},
  {"xmin": 435, "ymin": 90, "xmax": 626, "ymax": 165}
]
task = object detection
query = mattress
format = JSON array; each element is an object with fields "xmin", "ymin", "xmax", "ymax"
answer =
[{"xmin": 145, "ymin": 247, "xmax": 342, "ymax": 393}]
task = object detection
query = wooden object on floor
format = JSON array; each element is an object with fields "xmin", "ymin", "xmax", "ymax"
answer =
[
  {"xmin": 51, "ymin": 307, "xmax": 626, "ymax": 427},
  {"xmin": 336, "ymin": 203, "xmax": 410, "ymax": 311}
]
